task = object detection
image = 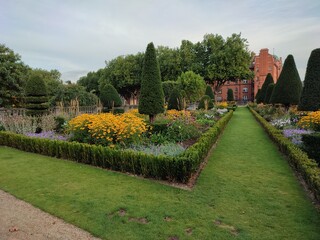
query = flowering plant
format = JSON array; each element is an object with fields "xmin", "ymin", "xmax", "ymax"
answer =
[
  {"xmin": 297, "ymin": 111, "xmax": 320, "ymax": 131},
  {"xmin": 282, "ymin": 129, "xmax": 313, "ymax": 145}
]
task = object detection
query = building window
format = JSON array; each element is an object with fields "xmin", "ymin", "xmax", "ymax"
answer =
[
  {"xmin": 216, "ymin": 96, "xmax": 222, "ymax": 101},
  {"xmin": 218, "ymin": 90, "xmax": 222, "ymax": 94},
  {"xmin": 243, "ymin": 95, "xmax": 248, "ymax": 100},
  {"xmin": 243, "ymin": 80, "xmax": 248, "ymax": 84},
  {"xmin": 243, "ymin": 87, "xmax": 248, "ymax": 93},
  {"xmin": 235, "ymin": 87, "xmax": 238, "ymax": 92}
]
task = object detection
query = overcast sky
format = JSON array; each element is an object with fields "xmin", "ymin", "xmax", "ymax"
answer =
[{"xmin": 2, "ymin": 0, "xmax": 319, "ymax": 82}]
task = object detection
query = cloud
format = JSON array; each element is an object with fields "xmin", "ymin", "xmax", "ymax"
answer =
[{"xmin": 1, "ymin": 0, "xmax": 319, "ymax": 82}]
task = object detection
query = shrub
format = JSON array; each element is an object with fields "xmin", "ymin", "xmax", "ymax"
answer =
[
  {"xmin": 249, "ymin": 107, "xmax": 320, "ymax": 201},
  {"xmin": 227, "ymin": 89, "xmax": 234, "ymax": 101},
  {"xmin": 264, "ymin": 83, "xmax": 275, "ymax": 104},
  {"xmin": 198, "ymin": 95, "xmax": 214, "ymax": 110},
  {"xmin": 162, "ymin": 81, "xmax": 181, "ymax": 102},
  {"xmin": 99, "ymin": 83, "xmax": 122, "ymax": 109},
  {"xmin": 260, "ymin": 73, "xmax": 274, "ymax": 104},
  {"xmin": 177, "ymin": 71, "xmax": 206, "ymax": 103},
  {"xmin": 166, "ymin": 120, "xmax": 200, "ymax": 142},
  {"xmin": 138, "ymin": 42, "xmax": 165, "ymax": 122},
  {"xmin": 68, "ymin": 112, "xmax": 147, "ymax": 146},
  {"xmin": 216, "ymin": 101, "xmax": 228, "ymax": 109},
  {"xmin": 302, "ymin": 133, "xmax": 320, "ymax": 164},
  {"xmin": 298, "ymin": 48, "xmax": 320, "ymax": 111},
  {"xmin": 0, "ymin": 110, "xmax": 233, "ymax": 183},
  {"xmin": 126, "ymin": 143, "xmax": 185, "ymax": 157},
  {"xmin": 205, "ymin": 85, "xmax": 215, "ymax": 101},
  {"xmin": 270, "ymin": 55, "xmax": 302, "ymax": 106},
  {"xmin": 168, "ymin": 88, "xmax": 182, "ymax": 110},
  {"xmin": 25, "ymin": 73, "xmax": 49, "ymax": 116}
]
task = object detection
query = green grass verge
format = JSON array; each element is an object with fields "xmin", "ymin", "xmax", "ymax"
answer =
[{"xmin": 0, "ymin": 107, "xmax": 319, "ymax": 239}]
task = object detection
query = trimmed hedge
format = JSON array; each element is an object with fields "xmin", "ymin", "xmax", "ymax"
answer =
[
  {"xmin": 302, "ymin": 133, "xmax": 320, "ymax": 165},
  {"xmin": 249, "ymin": 107, "xmax": 320, "ymax": 200},
  {"xmin": 0, "ymin": 111, "xmax": 233, "ymax": 183}
]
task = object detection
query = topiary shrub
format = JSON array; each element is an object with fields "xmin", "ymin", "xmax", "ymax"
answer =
[
  {"xmin": 260, "ymin": 73, "xmax": 274, "ymax": 104},
  {"xmin": 205, "ymin": 85, "xmax": 215, "ymax": 101},
  {"xmin": 270, "ymin": 55, "xmax": 302, "ymax": 107},
  {"xmin": 168, "ymin": 88, "xmax": 182, "ymax": 110},
  {"xmin": 25, "ymin": 73, "xmax": 49, "ymax": 116},
  {"xmin": 264, "ymin": 83, "xmax": 275, "ymax": 104},
  {"xmin": 99, "ymin": 83, "xmax": 122, "ymax": 110},
  {"xmin": 138, "ymin": 42, "xmax": 165, "ymax": 122},
  {"xmin": 298, "ymin": 48, "xmax": 320, "ymax": 111},
  {"xmin": 227, "ymin": 89, "xmax": 234, "ymax": 101},
  {"xmin": 302, "ymin": 133, "xmax": 320, "ymax": 165},
  {"xmin": 162, "ymin": 81, "xmax": 181, "ymax": 102},
  {"xmin": 198, "ymin": 95, "xmax": 214, "ymax": 110}
]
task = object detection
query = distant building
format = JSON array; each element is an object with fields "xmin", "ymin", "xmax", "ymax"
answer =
[
  {"xmin": 253, "ymin": 48, "xmax": 282, "ymax": 97},
  {"xmin": 215, "ymin": 48, "xmax": 282, "ymax": 104}
]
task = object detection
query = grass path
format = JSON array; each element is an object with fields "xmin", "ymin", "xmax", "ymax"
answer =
[{"xmin": 0, "ymin": 107, "xmax": 319, "ymax": 239}]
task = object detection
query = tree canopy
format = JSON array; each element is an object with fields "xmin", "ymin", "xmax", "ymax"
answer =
[
  {"xmin": 298, "ymin": 48, "xmax": 320, "ymax": 111},
  {"xmin": 99, "ymin": 83, "xmax": 122, "ymax": 109},
  {"xmin": 177, "ymin": 71, "xmax": 206, "ymax": 103},
  {"xmin": 0, "ymin": 44, "xmax": 30, "ymax": 107}
]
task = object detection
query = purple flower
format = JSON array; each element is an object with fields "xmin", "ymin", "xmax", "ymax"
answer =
[
  {"xmin": 25, "ymin": 131, "xmax": 68, "ymax": 141},
  {"xmin": 282, "ymin": 129, "xmax": 314, "ymax": 145}
]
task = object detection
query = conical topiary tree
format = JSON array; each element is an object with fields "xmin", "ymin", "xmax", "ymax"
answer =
[
  {"xmin": 138, "ymin": 42, "xmax": 164, "ymax": 122},
  {"xmin": 298, "ymin": 48, "xmax": 320, "ymax": 111},
  {"xmin": 260, "ymin": 73, "xmax": 274, "ymax": 104},
  {"xmin": 99, "ymin": 83, "xmax": 122, "ymax": 110},
  {"xmin": 198, "ymin": 95, "xmax": 214, "ymax": 110},
  {"xmin": 264, "ymin": 83, "xmax": 275, "ymax": 104},
  {"xmin": 205, "ymin": 85, "xmax": 215, "ymax": 101},
  {"xmin": 255, "ymin": 89, "xmax": 261, "ymax": 103},
  {"xmin": 25, "ymin": 73, "xmax": 49, "ymax": 116},
  {"xmin": 270, "ymin": 54, "xmax": 302, "ymax": 107},
  {"xmin": 168, "ymin": 88, "xmax": 182, "ymax": 110},
  {"xmin": 227, "ymin": 89, "xmax": 234, "ymax": 101}
]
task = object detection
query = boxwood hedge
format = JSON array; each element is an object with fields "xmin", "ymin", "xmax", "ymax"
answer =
[
  {"xmin": 0, "ymin": 111, "xmax": 233, "ymax": 183},
  {"xmin": 249, "ymin": 107, "xmax": 320, "ymax": 200}
]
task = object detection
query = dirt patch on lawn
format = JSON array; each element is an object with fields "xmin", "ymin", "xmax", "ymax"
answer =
[{"xmin": 0, "ymin": 189, "xmax": 100, "ymax": 240}]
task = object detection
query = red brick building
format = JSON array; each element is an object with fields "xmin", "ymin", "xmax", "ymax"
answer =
[
  {"xmin": 253, "ymin": 48, "xmax": 282, "ymax": 96},
  {"xmin": 215, "ymin": 48, "xmax": 282, "ymax": 103}
]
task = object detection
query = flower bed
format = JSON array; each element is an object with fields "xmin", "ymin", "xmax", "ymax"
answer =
[
  {"xmin": 249, "ymin": 106, "xmax": 320, "ymax": 200},
  {"xmin": 0, "ymin": 110, "xmax": 233, "ymax": 183}
]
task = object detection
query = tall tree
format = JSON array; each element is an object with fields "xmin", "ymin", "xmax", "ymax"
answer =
[
  {"xmin": 204, "ymin": 34, "xmax": 254, "ymax": 91},
  {"xmin": 258, "ymin": 73, "xmax": 274, "ymax": 104},
  {"xmin": 0, "ymin": 44, "xmax": 30, "ymax": 107},
  {"xmin": 270, "ymin": 55, "xmax": 302, "ymax": 106},
  {"xmin": 177, "ymin": 71, "xmax": 206, "ymax": 103},
  {"xmin": 138, "ymin": 42, "xmax": 164, "ymax": 122},
  {"xmin": 77, "ymin": 69, "xmax": 103, "ymax": 95},
  {"xmin": 298, "ymin": 48, "xmax": 320, "ymax": 111},
  {"xmin": 156, "ymin": 46, "xmax": 182, "ymax": 81}
]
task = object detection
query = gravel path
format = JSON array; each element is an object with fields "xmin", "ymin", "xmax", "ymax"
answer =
[{"xmin": 0, "ymin": 189, "xmax": 100, "ymax": 240}]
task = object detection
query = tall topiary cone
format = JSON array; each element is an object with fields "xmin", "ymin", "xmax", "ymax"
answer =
[
  {"xmin": 138, "ymin": 42, "xmax": 164, "ymax": 122},
  {"xmin": 270, "ymin": 54, "xmax": 302, "ymax": 107},
  {"xmin": 260, "ymin": 73, "xmax": 274, "ymax": 104},
  {"xmin": 264, "ymin": 83, "xmax": 275, "ymax": 104},
  {"xmin": 205, "ymin": 85, "xmax": 215, "ymax": 101},
  {"xmin": 25, "ymin": 73, "xmax": 49, "ymax": 116},
  {"xmin": 255, "ymin": 89, "xmax": 261, "ymax": 103},
  {"xmin": 298, "ymin": 48, "xmax": 320, "ymax": 111},
  {"xmin": 99, "ymin": 83, "xmax": 122, "ymax": 110}
]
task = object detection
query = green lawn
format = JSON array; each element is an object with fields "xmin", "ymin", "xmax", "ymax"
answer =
[{"xmin": 0, "ymin": 107, "xmax": 319, "ymax": 239}]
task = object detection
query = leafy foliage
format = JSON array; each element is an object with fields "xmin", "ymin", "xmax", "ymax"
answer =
[
  {"xmin": 138, "ymin": 42, "xmax": 164, "ymax": 122},
  {"xmin": 77, "ymin": 69, "xmax": 103, "ymax": 96},
  {"xmin": 0, "ymin": 44, "xmax": 30, "ymax": 107},
  {"xmin": 270, "ymin": 55, "xmax": 302, "ymax": 106},
  {"xmin": 162, "ymin": 81, "xmax": 181, "ymax": 102},
  {"xmin": 99, "ymin": 83, "xmax": 122, "ymax": 109},
  {"xmin": 198, "ymin": 95, "xmax": 214, "ymax": 110},
  {"xmin": 298, "ymin": 48, "xmax": 320, "ymax": 111},
  {"xmin": 255, "ymin": 89, "xmax": 261, "ymax": 102},
  {"xmin": 177, "ymin": 71, "xmax": 206, "ymax": 103}
]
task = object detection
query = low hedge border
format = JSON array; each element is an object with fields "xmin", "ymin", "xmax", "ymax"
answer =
[
  {"xmin": 249, "ymin": 107, "xmax": 320, "ymax": 200},
  {"xmin": 0, "ymin": 111, "xmax": 233, "ymax": 183}
]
